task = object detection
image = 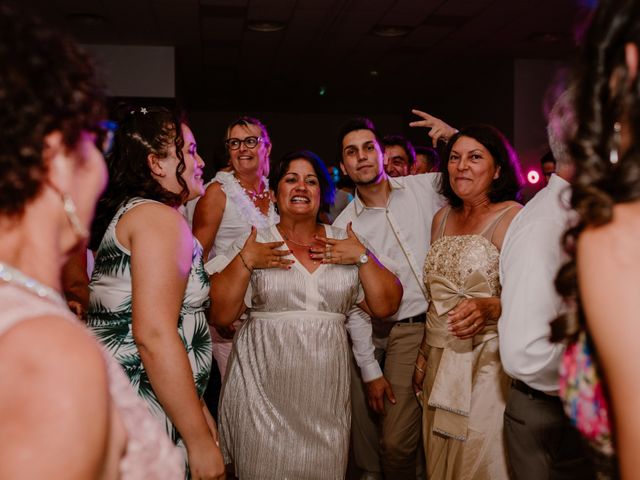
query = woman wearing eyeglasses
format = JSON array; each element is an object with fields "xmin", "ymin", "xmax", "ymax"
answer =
[{"xmin": 192, "ymin": 116, "xmax": 279, "ymax": 380}]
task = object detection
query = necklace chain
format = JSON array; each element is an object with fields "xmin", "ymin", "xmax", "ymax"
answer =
[
  {"xmin": 0, "ymin": 263, "xmax": 67, "ymax": 307},
  {"xmin": 277, "ymin": 225, "xmax": 316, "ymax": 248}
]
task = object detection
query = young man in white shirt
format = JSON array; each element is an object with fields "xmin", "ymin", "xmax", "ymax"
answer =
[{"xmin": 334, "ymin": 117, "xmax": 447, "ymax": 479}]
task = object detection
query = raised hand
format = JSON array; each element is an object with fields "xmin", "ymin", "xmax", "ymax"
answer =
[{"xmin": 409, "ymin": 109, "xmax": 458, "ymax": 147}]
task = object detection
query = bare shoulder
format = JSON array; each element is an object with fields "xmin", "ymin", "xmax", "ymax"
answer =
[
  {"xmin": 497, "ymin": 200, "xmax": 523, "ymax": 215},
  {"xmin": 491, "ymin": 201, "xmax": 523, "ymax": 250},
  {"xmin": 430, "ymin": 205, "xmax": 449, "ymax": 241},
  {"xmin": 199, "ymin": 181, "xmax": 227, "ymax": 208},
  {"xmin": 0, "ymin": 315, "xmax": 110, "ymax": 477},
  {"xmin": 120, "ymin": 201, "xmax": 190, "ymax": 241},
  {"xmin": 579, "ymin": 203, "xmax": 640, "ymax": 268}
]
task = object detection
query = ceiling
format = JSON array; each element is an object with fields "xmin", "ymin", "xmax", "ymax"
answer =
[{"xmin": 20, "ymin": 0, "xmax": 588, "ymax": 112}]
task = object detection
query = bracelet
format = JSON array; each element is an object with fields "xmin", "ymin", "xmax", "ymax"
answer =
[
  {"xmin": 238, "ymin": 251, "xmax": 253, "ymax": 274},
  {"xmin": 414, "ymin": 364, "xmax": 425, "ymax": 374}
]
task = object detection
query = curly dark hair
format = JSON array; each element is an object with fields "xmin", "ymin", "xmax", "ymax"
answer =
[
  {"xmin": 90, "ymin": 106, "xmax": 189, "ymax": 250},
  {"xmin": 270, "ymin": 150, "xmax": 336, "ymax": 221},
  {"xmin": 552, "ymin": 0, "xmax": 640, "ymax": 342},
  {"xmin": 0, "ymin": 3, "xmax": 105, "ymax": 217},
  {"xmin": 439, "ymin": 124, "xmax": 523, "ymax": 208}
]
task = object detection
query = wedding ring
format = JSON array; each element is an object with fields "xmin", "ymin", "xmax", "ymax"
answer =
[{"xmin": 326, "ymin": 251, "xmax": 332, "ymax": 259}]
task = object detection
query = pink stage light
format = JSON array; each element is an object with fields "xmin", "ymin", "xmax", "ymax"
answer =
[{"xmin": 527, "ymin": 170, "xmax": 540, "ymax": 184}]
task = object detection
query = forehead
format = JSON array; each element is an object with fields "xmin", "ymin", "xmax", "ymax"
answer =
[
  {"xmin": 385, "ymin": 144, "xmax": 408, "ymax": 159},
  {"xmin": 284, "ymin": 158, "xmax": 317, "ymax": 176},
  {"xmin": 451, "ymin": 135, "xmax": 488, "ymax": 152},
  {"xmin": 228, "ymin": 123, "xmax": 261, "ymax": 138},
  {"xmin": 181, "ymin": 124, "xmax": 195, "ymax": 144},
  {"xmin": 343, "ymin": 129, "xmax": 377, "ymax": 147}
]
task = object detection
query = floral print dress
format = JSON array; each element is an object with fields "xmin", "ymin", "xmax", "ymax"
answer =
[{"xmin": 88, "ymin": 198, "xmax": 212, "ymax": 476}]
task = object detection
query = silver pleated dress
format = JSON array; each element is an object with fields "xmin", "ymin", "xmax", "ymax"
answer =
[{"xmin": 218, "ymin": 225, "xmax": 362, "ymax": 479}]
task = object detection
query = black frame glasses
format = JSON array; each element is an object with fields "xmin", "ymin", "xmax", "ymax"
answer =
[{"xmin": 225, "ymin": 136, "xmax": 263, "ymax": 150}]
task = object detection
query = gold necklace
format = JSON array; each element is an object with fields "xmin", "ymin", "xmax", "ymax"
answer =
[{"xmin": 277, "ymin": 225, "xmax": 316, "ymax": 248}]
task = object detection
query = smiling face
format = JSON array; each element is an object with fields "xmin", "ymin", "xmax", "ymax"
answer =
[
  {"xmin": 158, "ymin": 124, "xmax": 205, "ymax": 202},
  {"xmin": 276, "ymin": 159, "xmax": 322, "ymax": 220},
  {"xmin": 384, "ymin": 144, "xmax": 411, "ymax": 177},
  {"xmin": 447, "ymin": 135, "xmax": 500, "ymax": 202},
  {"xmin": 227, "ymin": 123, "xmax": 271, "ymax": 178},
  {"xmin": 340, "ymin": 129, "xmax": 385, "ymax": 186}
]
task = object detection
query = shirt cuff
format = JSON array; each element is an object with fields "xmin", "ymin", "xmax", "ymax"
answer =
[{"xmin": 360, "ymin": 361, "xmax": 383, "ymax": 383}]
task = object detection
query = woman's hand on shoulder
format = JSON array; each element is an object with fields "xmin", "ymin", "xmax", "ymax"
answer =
[
  {"xmin": 240, "ymin": 227, "xmax": 293, "ymax": 270},
  {"xmin": 310, "ymin": 222, "xmax": 366, "ymax": 265}
]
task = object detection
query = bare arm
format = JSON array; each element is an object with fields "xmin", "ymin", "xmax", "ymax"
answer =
[
  {"xmin": 192, "ymin": 182, "xmax": 226, "ymax": 260},
  {"xmin": 0, "ymin": 317, "xmax": 113, "ymax": 479},
  {"xmin": 577, "ymin": 211, "xmax": 640, "ymax": 479},
  {"xmin": 61, "ymin": 249, "xmax": 90, "ymax": 320},
  {"xmin": 122, "ymin": 204, "xmax": 224, "ymax": 479}
]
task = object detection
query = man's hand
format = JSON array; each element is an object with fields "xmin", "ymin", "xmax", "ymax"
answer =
[
  {"xmin": 448, "ymin": 297, "xmax": 501, "ymax": 339},
  {"xmin": 366, "ymin": 376, "xmax": 396, "ymax": 414},
  {"xmin": 409, "ymin": 109, "xmax": 458, "ymax": 147}
]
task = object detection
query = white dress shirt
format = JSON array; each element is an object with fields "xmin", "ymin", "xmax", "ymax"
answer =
[
  {"xmin": 334, "ymin": 173, "xmax": 444, "ymax": 381},
  {"xmin": 498, "ymin": 174, "xmax": 574, "ymax": 393}
]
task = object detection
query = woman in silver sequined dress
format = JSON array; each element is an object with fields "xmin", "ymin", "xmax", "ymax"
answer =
[
  {"xmin": 211, "ymin": 150, "xmax": 402, "ymax": 479},
  {"xmin": 412, "ymin": 125, "xmax": 523, "ymax": 480}
]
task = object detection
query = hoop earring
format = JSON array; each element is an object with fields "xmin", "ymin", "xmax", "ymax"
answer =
[{"xmin": 610, "ymin": 122, "xmax": 622, "ymax": 165}]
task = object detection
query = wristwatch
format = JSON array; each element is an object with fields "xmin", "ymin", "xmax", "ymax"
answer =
[{"xmin": 356, "ymin": 249, "xmax": 369, "ymax": 267}]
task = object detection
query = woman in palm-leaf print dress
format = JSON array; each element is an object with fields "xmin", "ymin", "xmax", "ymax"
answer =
[{"xmin": 88, "ymin": 107, "xmax": 224, "ymax": 479}]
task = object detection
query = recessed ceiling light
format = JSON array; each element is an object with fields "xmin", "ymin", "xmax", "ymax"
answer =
[
  {"xmin": 247, "ymin": 21, "xmax": 286, "ymax": 33},
  {"xmin": 371, "ymin": 25, "xmax": 410, "ymax": 38},
  {"xmin": 369, "ymin": 70, "xmax": 379, "ymax": 77}
]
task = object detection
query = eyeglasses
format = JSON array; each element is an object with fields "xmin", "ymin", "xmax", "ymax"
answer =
[
  {"xmin": 225, "ymin": 136, "xmax": 263, "ymax": 150},
  {"xmin": 94, "ymin": 120, "xmax": 118, "ymax": 155}
]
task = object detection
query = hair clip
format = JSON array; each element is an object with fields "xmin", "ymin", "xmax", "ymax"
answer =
[{"xmin": 140, "ymin": 107, "xmax": 148, "ymax": 115}]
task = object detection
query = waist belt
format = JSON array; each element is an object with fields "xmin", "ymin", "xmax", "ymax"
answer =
[
  {"xmin": 396, "ymin": 313, "xmax": 426, "ymax": 324},
  {"xmin": 511, "ymin": 379, "xmax": 560, "ymax": 402}
]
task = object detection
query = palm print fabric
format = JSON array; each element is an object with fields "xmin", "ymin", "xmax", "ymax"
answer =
[{"xmin": 88, "ymin": 198, "xmax": 212, "ymax": 464}]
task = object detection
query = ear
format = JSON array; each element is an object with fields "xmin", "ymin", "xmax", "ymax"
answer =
[
  {"xmin": 147, "ymin": 153, "xmax": 165, "ymax": 177},
  {"xmin": 625, "ymin": 42, "xmax": 639, "ymax": 84},
  {"xmin": 493, "ymin": 165, "xmax": 501, "ymax": 180},
  {"xmin": 43, "ymin": 131, "xmax": 73, "ymax": 191},
  {"xmin": 339, "ymin": 161, "xmax": 347, "ymax": 177}
]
